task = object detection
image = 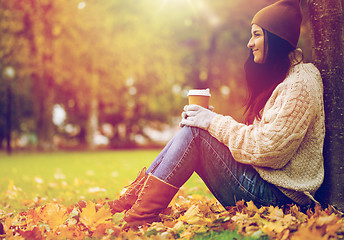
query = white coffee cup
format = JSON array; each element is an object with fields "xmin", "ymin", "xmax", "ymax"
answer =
[{"xmin": 188, "ymin": 88, "xmax": 211, "ymax": 109}]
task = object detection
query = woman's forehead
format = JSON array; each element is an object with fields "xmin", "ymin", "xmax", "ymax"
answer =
[{"xmin": 251, "ymin": 24, "xmax": 263, "ymax": 33}]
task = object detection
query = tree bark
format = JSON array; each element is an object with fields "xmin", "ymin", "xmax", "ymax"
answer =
[
  {"xmin": 308, "ymin": 0, "xmax": 344, "ymax": 211},
  {"xmin": 86, "ymin": 72, "xmax": 99, "ymax": 150},
  {"xmin": 35, "ymin": 1, "xmax": 55, "ymax": 151}
]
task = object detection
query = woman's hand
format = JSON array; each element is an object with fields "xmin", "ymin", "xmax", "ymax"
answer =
[{"xmin": 180, "ymin": 105, "xmax": 217, "ymax": 130}]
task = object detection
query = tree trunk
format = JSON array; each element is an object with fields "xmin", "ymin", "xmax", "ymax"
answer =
[
  {"xmin": 35, "ymin": 1, "xmax": 55, "ymax": 151},
  {"xmin": 35, "ymin": 75, "xmax": 55, "ymax": 151},
  {"xmin": 86, "ymin": 73, "xmax": 99, "ymax": 150},
  {"xmin": 308, "ymin": 0, "xmax": 344, "ymax": 211}
]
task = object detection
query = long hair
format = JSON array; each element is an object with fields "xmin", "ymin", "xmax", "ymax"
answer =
[{"xmin": 244, "ymin": 29, "xmax": 296, "ymax": 125}]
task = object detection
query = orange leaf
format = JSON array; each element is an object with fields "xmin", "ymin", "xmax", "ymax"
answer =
[
  {"xmin": 40, "ymin": 203, "xmax": 69, "ymax": 229},
  {"xmin": 79, "ymin": 200, "xmax": 112, "ymax": 231},
  {"xmin": 262, "ymin": 221, "xmax": 286, "ymax": 234},
  {"xmin": 178, "ymin": 204, "xmax": 212, "ymax": 225},
  {"xmin": 326, "ymin": 222, "xmax": 343, "ymax": 237},
  {"xmin": 268, "ymin": 206, "xmax": 284, "ymax": 221},
  {"xmin": 19, "ymin": 226, "xmax": 44, "ymax": 240},
  {"xmin": 92, "ymin": 223, "xmax": 109, "ymax": 238},
  {"xmin": 291, "ymin": 225, "xmax": 325, "ymax": 240},
  {"xmin": 246, "ymin": 201, "xmax": 258, "ymax": 214},
  {"xmin": 316, "ymin": 213, "xmax": 339, "ymax": 226}
]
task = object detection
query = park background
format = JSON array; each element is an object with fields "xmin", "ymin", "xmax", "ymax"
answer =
[
  {"xmin": 1, "ymin": 0, "xmax": 344, "ymax": 239},
  {"xmin": 0, "ymin": 0, "xmax": 315, "ymax": 152}
]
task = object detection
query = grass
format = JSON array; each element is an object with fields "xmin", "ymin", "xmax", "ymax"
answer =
[
  {"xmin": 194, "ymin": 230, "xmax": 269, "ymax": 240},
  {"xmin": 0, "ymin": 150, "xmax": 266, "ymax": 239},
  {"xmin": 0, "ymin": 150, "xmax": 206, "ymax": 212}
]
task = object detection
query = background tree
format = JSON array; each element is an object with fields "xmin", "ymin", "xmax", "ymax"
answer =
[
  {"xmin": 0, "ymin": 0, "xmax": 37, "ymax": 150},
  {"xmin": 308, "ymin": 0, "xmax": 344, "ymax": 211},
  {"xmin": 31, "ymin": 0, "xmax": 56, "ymax": 151}
]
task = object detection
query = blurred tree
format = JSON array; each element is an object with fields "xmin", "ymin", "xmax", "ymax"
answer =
[
  {"xmin": 308, "ymin": 0, "xmax": 344, "ymax": 211},
  {"xmin": 30, "ymin": 0, "xmax": 56, "ymax": 151},
  {"xmin": 52, "ymin": 0, "xmax": 186, "ymax": 148},
  {"xmin": 0, "ymin": 0, "xmax": 36, "ymax": 150},
  {"xmin": 0, "ymin": 0, "xmax": 58, "ymax": 150}
]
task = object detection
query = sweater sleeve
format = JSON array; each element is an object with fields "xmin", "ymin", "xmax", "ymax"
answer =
[{"xmin": 208, "ymin": 80, "xmax": 316, "ymax": 169}]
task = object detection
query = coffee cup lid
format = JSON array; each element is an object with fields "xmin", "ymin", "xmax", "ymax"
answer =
[{"xmin": 188, "ymin": 88, "xmax": 211, "ymax": 96}]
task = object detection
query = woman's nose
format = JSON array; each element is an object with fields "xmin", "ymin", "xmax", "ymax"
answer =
[{"xmin": 247, "ymin": 37, "xmax": 254, "ymax": 49}]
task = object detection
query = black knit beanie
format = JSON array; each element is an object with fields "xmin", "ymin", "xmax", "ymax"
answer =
[{"xmin": 251, "ymin": 0, "xmax": 302, "ymax": 48}]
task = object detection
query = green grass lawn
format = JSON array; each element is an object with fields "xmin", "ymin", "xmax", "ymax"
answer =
[{"xmin": 0, "ymin": 150, "xmax": 207, "ymax": 212}]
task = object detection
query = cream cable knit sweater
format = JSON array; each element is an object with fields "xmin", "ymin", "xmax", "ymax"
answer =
[{"xmin": 208, "ymin": 49, "xmax": 325, "ymax": 205}]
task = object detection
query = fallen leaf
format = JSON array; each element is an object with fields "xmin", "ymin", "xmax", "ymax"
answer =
[
  {"xmin": 40, "ymin": 203, "xmax": 69, "ymax": 229},
  {"xmin": 178, "ymin": 204, "xmax": 211, "ymax": 225},
  {"xmin": 1, "ymin": 185, "xmax": 343, "ymax": 240},
  {"xmin": 79, "ymin": 200, "xmax": 112, "ymax": 231},
  {"xmin": 19, "ymin": 226, "xmax": 44, "ymax": 239},
  {"xmin": 246, "ymin": 201, "xmax": 258, "ymax": 214},
  {"xmin": 268, "ymin": 206, "xmax": 284, "ymax": 221}
]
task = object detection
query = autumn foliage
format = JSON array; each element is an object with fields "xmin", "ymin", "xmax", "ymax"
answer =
[{"xmin": 1, "ymin": 190, "xmax": 343, "ymax": 240}]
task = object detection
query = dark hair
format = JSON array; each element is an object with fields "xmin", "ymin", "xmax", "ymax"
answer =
[{"xmin": 244, "ymin": 29, "xmax": 296, "ymax": 125}]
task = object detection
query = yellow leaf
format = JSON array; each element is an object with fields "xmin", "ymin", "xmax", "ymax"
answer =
[
  {"xmin": 178, "ymin": 204, "xmax": 211, "ymax": 225},
  {"xmin": 40, "ymin": 203, "xmax": 69, "ymax": 229},
  {"xmin": 173, "ymin": 221, "xmax": 184, "ymax": 231},
  {"xmin": 262, "ymin": 221, "xmax": 286, "ymax": 234},
  {"xmin": 244, "ymin": 225, "xmax": 260, "ymax": 236},
  {"xmin": 246, "ymin": 201, "xmax": 258, "ymax": 213},
  {"xmin": 231, "ymin": 212, "xmax": 249, "ymax": 223},
  {"xmin": 180, "ymin": 204, "xmax": 199, "ymax": 222},
  {"xmin": 316, "ymin": 213, "xmax": 339, "ymax": 226},
  {"xmin": 79, "ymin": 200, "xmax": 112, "ymax": 231},
  {"xmin": 268, "ymin": 206, "xmax": 284, "ymax": 221},
  {"xmin": 179, "ymin": 230, "xmax": 195, "ymax": 239},
  {"xmin": 286, "ymin": 205, "xmax": 308, "ymax": 228},
  {"xmin": 291, "ymin": 225, "xmax": 326, "ymax": 240}
]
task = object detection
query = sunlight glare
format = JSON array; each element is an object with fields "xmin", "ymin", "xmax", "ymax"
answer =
[
  {"xmin": 78, "ymin": 1, "xmax": 86, "ymax": 10},
  {"xmin": 53, "ymin": 104, "xmax": 66, "ymax": 126},
  {"xmin": 157, "ymin": 0, "xmax": 220, "ymax": 27},
  {"xmin": 158, "ymin": 0, "xmax": 196, "ymax": 13}
]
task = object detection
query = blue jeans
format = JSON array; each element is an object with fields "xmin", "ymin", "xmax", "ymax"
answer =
[{"xmin": 147, "ymin": 126, "xmax": 294, "ymax": 208}]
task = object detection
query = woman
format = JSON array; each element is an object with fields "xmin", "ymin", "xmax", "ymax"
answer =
[{"xmin": 109, "ymin": 0, "xmax": 325, "ymax": 226}]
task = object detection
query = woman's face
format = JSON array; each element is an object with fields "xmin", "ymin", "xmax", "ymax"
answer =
[{"xmin": 247, "ymin": 24, "xmax": 265, "ymax": 64}]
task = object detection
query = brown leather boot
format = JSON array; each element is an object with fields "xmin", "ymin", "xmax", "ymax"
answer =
[
  {"xmin": 123, "ymin": 174, "xmax": 179, "ymax": 226},
  {"xmin": 108, "ymin": 167, "xmax": 147, "ymax": 214}
]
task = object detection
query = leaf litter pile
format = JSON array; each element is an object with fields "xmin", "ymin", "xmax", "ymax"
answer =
[{"xmin": 0, "ymin": 187, "xmax": 343, "ymax": 240}]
